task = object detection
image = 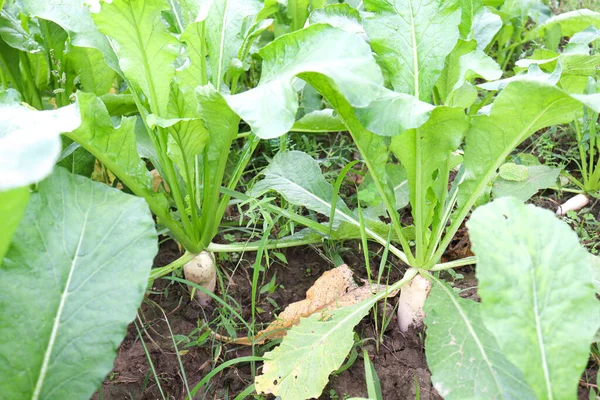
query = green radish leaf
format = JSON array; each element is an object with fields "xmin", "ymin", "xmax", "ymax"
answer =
[
  {"xmin": 162, "ymin": 84, "xmax": 210, "ymax": 175},
  {"xmin": 0, "ymin": 187, "xmax": 29, "ymax": 262},
  {"xmin": 19, "ymin": 0, "xmax": 120, "ymax": 72},
  {"xmin": 516, "ymin": 54, "xmax": 600, "ymax": 94},
  {"xmin": 68, "ymin": 46, "xmax": 117, "ymax": 96},
  {"xmin": 178, "ymin": 20, "xmax": 207, "ymax": 91},
  {"xmin": 0, "ymin": 89, "xmax": 81, "ymax": 190},
  {"xmin": 468, "ymin": 197, "xmax": 600, "ymax": 399},
  {"xmin": 205, "ymin": 0, "xmax": 262, "ymax": 89},
  {"xmin": 288, "ymin": 0, "xmax": 310, "ymax": 31},
  {"xmin": 362, "ymin": 0, "xmax": 461, "ymax": 101},
  {"xmin": 292, "ymin": 109, "xmax": 346, "ymax": 133},
  {"xmin": 477, "ymin": 64, "xmax": 561, "ymax": 91},
  {"xmin": 436, "ymin": 39, "xmax": 502, "ymax": 107},
  {"xmin": 195, "ymin": 84, "xmax": 241, "ymax": 245},
  {"xmin": 0, "ymin": 9, "xmax": 42, "ymax": 52},
  {"xmin": 57, "ymin": 136, "xmax": 96, "ymax": 178},
  {"xmin": 498, "ymin": 163, "xmax": 529, "ymax": 181},
  {"xmin": 390, "ymin": 107, "xmax": 468, "ymax": 236},
  {"xmin": 354, "ymin": 88, "xmax": 435, "ymax": 137},
  {"xmin": 252, "ymin": 150, "xmax": 399, "ymax": 243},
  {"xmin": 308, "ymin": 4, "xmax": 366, "ymax": 38},
  {"xmin": 227, "ymin": 24, "xmax": 383, "ymax": 139},
  {"xmin": 358, "ymin": 163, "xmax": 409, "ymax": 212},
  {"xmin": 493, "ymin": 165, "xmax": 560, "ymax": 202},
  {"xmin": 302, "ymin": 74, "xmax": 403, "ymax": 246},
  {"xmin": 255, "ymin": 296, "xmax": 378, "ymax": 398},
  {"xmin": 93, "ymin": 0, "xmax": 180, "ymax": 116},
  {"xmin": 458, "ymin": 0, "xmax": 483, "ymax": 41},
  {"xmin": 425, "ymin": 277, "xmax": 535, "ymax": 400},
  {"xmin": 526, "ymin": 9, "xmax": 600, "ymax": 41},
  {"xmin": 592, "ymin": 255, "xmax": 600, "ymax": 295},
  {"xmin": 252, "ymin": 150, "xmax": 354, "ymax": 222},
  {"xmin": 472, "ymin": 6, "xmax": 502, "ymax": 50},
  {"xmin": 458, "ymin": 81, "xmax": 600, "ymax": 209},
  {"xmin": 0, "ymin": 167, "xmax": 157, "ymax": 399},
  {"xmin": 66, "ymin": 92, "xmax": 156, "ymax": 200}
]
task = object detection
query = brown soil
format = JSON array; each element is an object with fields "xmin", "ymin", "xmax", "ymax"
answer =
[
  {"xmin": 93, "ymin": 223, "xmax": 598, "ymax": 400},
  {"xmin": 92, "ymin": 242, "xmax": 445, "ymax": 400}
]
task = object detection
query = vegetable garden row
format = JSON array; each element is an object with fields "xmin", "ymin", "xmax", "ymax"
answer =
[{"xmin": 1, "ymin": 0, "xmax": 600, "ymax": 398}]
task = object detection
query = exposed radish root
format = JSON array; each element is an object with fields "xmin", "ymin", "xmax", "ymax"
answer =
[
  {"xmin": 556, "ymin": 194, "xmax": 589, "ymax": 216},
  {"xmin": 398, "ymin": 274, "xmax": 431, "ymax": 332},
  {"xmin": 183, "ymin": 251, "xmax": 217, "ymax": 306}
]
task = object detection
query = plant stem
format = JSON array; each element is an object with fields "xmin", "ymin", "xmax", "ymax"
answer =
[
  {"xmin": 215, "ymin": 134, "xmax": 260, "ymax": 227},
  {"xmin": 149, "ymin": 251, "xmax": 196, "ymax": 280},
  {"xmin": 19, "ymin": 53, "xmax": 42, "ymax": 109},
  {"xmin": 207, "ymin": 238, "xmax": 324, "ymax": 253},
  {"xmin": 414, "ymin": 127, "xmax": 425, "ymax": 264},
  {"xmin": 430, "ymin": 256, "xmax": 477, "ymax": 271},
  {"xmin": 574, "ymin": 118, "xmax": 590, "ymax": 190}
]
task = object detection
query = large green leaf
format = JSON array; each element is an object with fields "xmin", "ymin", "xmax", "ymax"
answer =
[
  {"xmin": 436, "ymin": 40, "xmax": 502, "ymax": 107},
  {"xmin": 308, "ymin": 4, "xmax": 366, "ymax": 38},
  {"xmin": 68, "ymin": 46, "xmax": 116, "ymax": 96},
  {"xmin": 0, "ymin": 9, "xmax": 42, "ymax": 53},
  {"xmin": 0, "ymin": 187, "xmax": 29, "ymax": 262},
  {"xmin": 205, "ymin": 0, "xmax": 262, "ymax": 89},
  {"xmin": 354, "ymin": 88, "xmax": 434, "ymax": 137},
  {"xmin": 471, "ymin": 6, "xmax": 502, "ymax": 50},
  {"xmin": 291, "ymin": 109, "xmax": 346, "ymax": 133},
  {"xmin": 252, "ymin": 150, "xmax": 354, "ymax": 220},
  {"xmin": 362, "ymin": 0, "xmax": 461, "ymax": 101},
  {"xmin": 66, "ymin": 92, "xmax": 154, "ymax": 199},
  {"xmin": 0, "ymin": 167, "xmax": 158, "ymax": 399},
  {"xmin": 458, "ymin": 81, "xmax": 600, "ymax": 209},
  {"xmin": 19, "ymin": 0, "xmax": 119, "ymax": 72},
  {"xmin": 492, "ymin": 165, "xmax": 560, "ymax": 202},
  {"xmin": 255, "ymin": 296, "xmax": 378, "ymax": 398},
  {"xmin": 526, "ymin": 9, "xmax": 600, "ymax": 41},
  {"xmin": 468, "ymin": 197, "xmax": 600, "ymax": 399},
  {"xmin": 390, "ymin": 107, "xmax": 468, "ymax": 244},
  {"xmin": 302, "ymin": 73, "xmax": 409, "ymax": 252},
  {"xmin": 227, "ymin": 24, "xmax": 383, "ymax": 138},
  {"xmin": 252, "ymin": 150, "xmax": 401, "ymax": 245},
  {"xmin": 425, "ymin": 277, "xmax": 535, "ymax": 400},
  {"xmin": 0, "ymin": 89, "xmax": 81, "ymax": 190},
  {"xmin": 93, "ymin": 0, "xmax": 180, "ymax": 116},
  {"xmin": 195, "ymin": 84, "xmax": 241, "ymax": 245}
]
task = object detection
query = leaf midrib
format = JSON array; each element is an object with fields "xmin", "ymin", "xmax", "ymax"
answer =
[
  {"xmin": 530, "ymin": 267, "xmax": 553, "ymax": 398},
  {"xmin": 434, "ymin": 278, "xmax": 508, "ymax": 399},
  {"xmin": 32, "ymin": 210, "xmax": 89, "ymax": 400}
]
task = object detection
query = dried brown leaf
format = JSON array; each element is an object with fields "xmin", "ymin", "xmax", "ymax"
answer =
[{"xmin": 220, "ymin": 264, "xmax": 397, "ymax": 345}]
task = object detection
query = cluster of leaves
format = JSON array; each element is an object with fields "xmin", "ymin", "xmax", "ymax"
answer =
[{"xmin": 1, "ymin": 0, "xmax": 600, "ymax": 399}]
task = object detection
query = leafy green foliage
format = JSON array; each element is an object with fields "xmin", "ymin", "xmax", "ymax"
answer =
[
  {"xmin": 0, "ymin": 187, "xmax": 29, "ymax": 261},
  {"xmin": 362, "ymin": 0, "xmax": 461, "ymax": 101},
  {"xmin": 0, "ymin": 168, "xmax": 157, "ymax": 399},
  {"xmin": 493, "ymin": 165, "xmax": 560, "ymax": 201},
  {"xmin": 425, "ymin": 277, "xmax": 535, "ymax": 399},
  {"xmin": 468, "ymin": 197, "xmax": 600, "ymax": 399},
  {"xmin": 227, "ymin": 23, "xmax": 383, "ymax": 138},
  {"xmin": 0, "ymin": 89, "xmax": 81, "ymax": 190},
  {"xmin": 256, "ymin": 297, "xmax": 376, "ymax": 398},
  {"xmin": 93, "ymin": 0, "xmax": 180, "ymax": 116}
]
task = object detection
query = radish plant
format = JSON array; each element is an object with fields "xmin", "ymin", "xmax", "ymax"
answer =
[{"xmin": 249, "ymin": 1, "xmax": 600, "ymax": 398}]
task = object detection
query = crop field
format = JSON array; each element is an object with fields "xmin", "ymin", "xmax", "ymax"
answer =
[{"xmin": 2, "ymin": 0, "xmax": 600, "ymax": 399}]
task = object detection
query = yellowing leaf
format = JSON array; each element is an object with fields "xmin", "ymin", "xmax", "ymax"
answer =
[{"xmin": 229, "ymin": 264, "xmax": 396, "ymax": 344}]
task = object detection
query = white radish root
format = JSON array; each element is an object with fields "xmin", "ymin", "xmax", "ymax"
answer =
[
  {"xmin": 397, "ymin": 274, "xmax": 432, "ymax": 333},
  {"xmin": 556, "ymin": 194, "xmax": 589, "ymax": 216},
  {"xmin": 183, "ymin": 251, "xmax": 217, "ymax": 306}
]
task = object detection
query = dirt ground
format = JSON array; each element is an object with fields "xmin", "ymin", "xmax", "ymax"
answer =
[
  {"xmin": 91, "ymin": 241, "xmax": 455, "ymax": 400},
  {"xmin": 93, "ymin": 213, "xmax": 598, "ymax": 400}
]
